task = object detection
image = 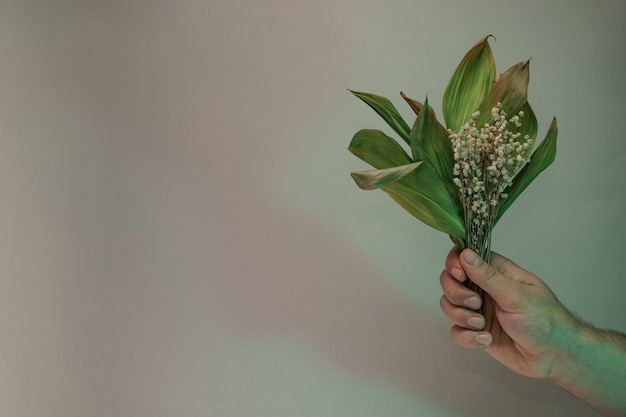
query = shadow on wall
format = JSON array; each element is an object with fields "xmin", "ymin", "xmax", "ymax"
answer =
[{"xmin": 210, "ymin": 186, "xmax": 598, "ymax": 416}]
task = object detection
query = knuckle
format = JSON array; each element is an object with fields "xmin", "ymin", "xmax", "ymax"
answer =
[
  {"xmin": 439, "ymin": 271, "xmax": 458, "ymax": 297},
  {"xmin": 482, "ymin": 265, "xmax": 499, "ymax": 283},
  {"xmin": 450, "ymin": 326, "xmax": 478, "ymax": 349},
  {"xmin": 438, "ymin": 270, "xmax": 447, "ymax": 288},
  {"xmin": 439, "ymin": 294, "xmax": 450, "ymax": 313}
]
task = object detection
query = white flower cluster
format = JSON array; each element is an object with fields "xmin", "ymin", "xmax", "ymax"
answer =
[{"xmin": 449, "ymin": 103, "xmax": 533, "ymax": 247}]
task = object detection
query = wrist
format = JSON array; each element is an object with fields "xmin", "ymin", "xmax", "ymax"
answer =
[
  {"xmin": 546, "ymin": 316, "xmax": 589, "ymax": 385},
  {"xmin": 545, "ymin": 320, "xmax": 626, "ymax": 416}
]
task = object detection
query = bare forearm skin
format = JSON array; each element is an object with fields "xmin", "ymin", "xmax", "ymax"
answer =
[{"xmin": 549, "ymin": 321, "xmax": 626, "ymax": 417}]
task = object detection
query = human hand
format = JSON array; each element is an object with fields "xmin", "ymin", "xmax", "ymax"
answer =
[{"xmin": 439, "ymin": 247, "xmax": 581, "ymax": 379}]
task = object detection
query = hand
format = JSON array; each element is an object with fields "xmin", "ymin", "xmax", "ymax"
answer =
[
  {"xmin": 439, "ymin": 247, "xmax": 580, "ymax": 379},
  {"xmin": 440, "ymin": 247, "xmax": 626, "ymax": 416}
]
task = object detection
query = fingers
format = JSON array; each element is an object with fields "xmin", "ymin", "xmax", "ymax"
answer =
[
  {"xmin": 440, "ymin": 269, "xmax": 490, "ymax": 349},
  {"xmin": 459, "ymin": 249, "xmax": 515, "ymax": 301},
  {"xmin": 440, "ymin": 295, "xmax": 485, "ymax": 330},
  {"xmin": 450, "ymin": 325, "xmax": 493, "ymax": 348},
  {"xmin": 444, "ymin": 246, "xmax": 466, "ymax": 282},
  {"xmin": 442, "ymin": 247, "xmax": 494, "ymax": 348},
  {"xmin": 439, "ymin": 269, "xmax": 482, "ymax": 310}
]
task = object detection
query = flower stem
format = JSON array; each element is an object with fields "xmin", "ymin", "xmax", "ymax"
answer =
[{"xmin": 464, "ymin": 221, "xmax": 493, "ymax": 316}]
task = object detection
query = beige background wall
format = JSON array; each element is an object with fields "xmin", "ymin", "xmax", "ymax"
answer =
[{"xmin": 0, "ymin": 0, "xmax": 624, "ymax": 416}]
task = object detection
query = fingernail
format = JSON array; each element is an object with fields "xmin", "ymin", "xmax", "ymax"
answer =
[
  {"xmin": 463, "ymin": 250, "xmax": 481, "ymax": 266},
  {"xmin": 464, "ymin": 296, "xmax": 481, "ymax": 310},
  {"xmin": 467, "ymin": 316, "xmax": 485, "ymax": 330},
  {"xmin": 450, "ymin": 267, "xmax": 465, "ymax": 281},
  {"xmin": 476, "ymin": 333, "xmax": 492, "ymax": 346}
]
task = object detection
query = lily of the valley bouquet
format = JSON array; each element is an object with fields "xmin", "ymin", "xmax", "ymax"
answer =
[{"xmin": 348, "ymin": 36, "xmax": 557, "ymax": 306}]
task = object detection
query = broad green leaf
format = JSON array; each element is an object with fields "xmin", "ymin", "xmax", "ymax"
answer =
[
  {"xmin": 496, "ymin": 117, "xmax": 558, "ymax": 222},
  {"xmin": 379, "ymin": 163, "xmax": 465, "ymax": 238},
  {"xmin": 348, "ymin": 131, "xmax": 464, "ymax": 238},
  {"xmin": 477, "ymin": 59, "xmax": 530, "ymax": 128},
  {"xmin": 409, "ymin": 97, "xmax": 459, "ymax": 207},
  {"xmin": 351, "ymin": 162, "xmax": 423, "ymax": 190},
  {"xmin": 501, "ymin": 101, "xmax": 538, "ymax": 159},
  {"xmin": 517, "ymin": 102, "xmax": 538, "ymax": 159},
  {"xmin": 348, "ymin": 129, "xmax": 413, "ymax": 168},
  {"xmin": 347, "ymin": 36, "xmax": 555, "ymax": 244},
  {"xmin": 349, "ymin": 90, "xmax": 411, "ymax": 145},
  {"xmin": 443, "ymin": 35, "xmax": 496, "ymax": 132}
]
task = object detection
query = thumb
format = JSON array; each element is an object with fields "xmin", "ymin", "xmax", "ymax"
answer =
[{"xmin": 460, "ymin": 249, "xmax": 514, "ymax": 301}]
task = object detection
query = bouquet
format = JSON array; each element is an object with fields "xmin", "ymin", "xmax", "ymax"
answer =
[{"xmin": 348, "ymin": 36, "xmax": 557, "ymax": 311}]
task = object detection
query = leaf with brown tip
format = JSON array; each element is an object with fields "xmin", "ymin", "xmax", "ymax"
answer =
[
  {"xmin": 348, "ymin": 130, "xmax": 465, "ymax": 238},
  {"xmin": 351, "ymin": 162, "xmax": 423, "ymax": 190},
  {"xmin": 477, "ymin": 59, "xmax": 530, "ymax": 128},
  {"xmin": 400, "ymin": 91, "xmax": 423, "ymax": 116}
]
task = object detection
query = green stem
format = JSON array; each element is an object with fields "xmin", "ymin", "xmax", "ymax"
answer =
[{"xmin": 464, "ymin": 219, "xmax": 493, "ymax": 316}]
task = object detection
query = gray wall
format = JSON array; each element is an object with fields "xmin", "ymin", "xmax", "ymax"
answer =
[{"xmin": 0, "ymin": 0, "xmax": 624, "ymax": 416}]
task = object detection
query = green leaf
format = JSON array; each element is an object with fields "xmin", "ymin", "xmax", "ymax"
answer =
[
  {"xmin": 409, "ymin": 97, "xmax": 459, "ymax": 207},
  {"xmin": 351, "ymin": 162, "xmax": 423, "ymax": 190},
  {"xmin": 476, "ymin": 59, "xmax": 530, "ymax": 128},
  {"xmin": 348, "ymin": 129, "xmax": 413, "ymax": 168},
  {"xmin": 348, "ymin": 130, "xmax": 464, "ymax": 238},
  {"xmin": 349, "ymin": 90, "xmax": 412, "ymax": 145},
  {"xmin": 496, "ymin": 117, "xmax": 558, "ymax": 222},
  {"xmin": 517, "ymin": 102, "xmax": 538, "ymax": 159},
  {"xmin": 379, "ymin": 163, "xmax": 465, "ymax": 238},
  {"xmin": 443, "ymin": 35, "xmax": 496, "ymax": 132}
]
